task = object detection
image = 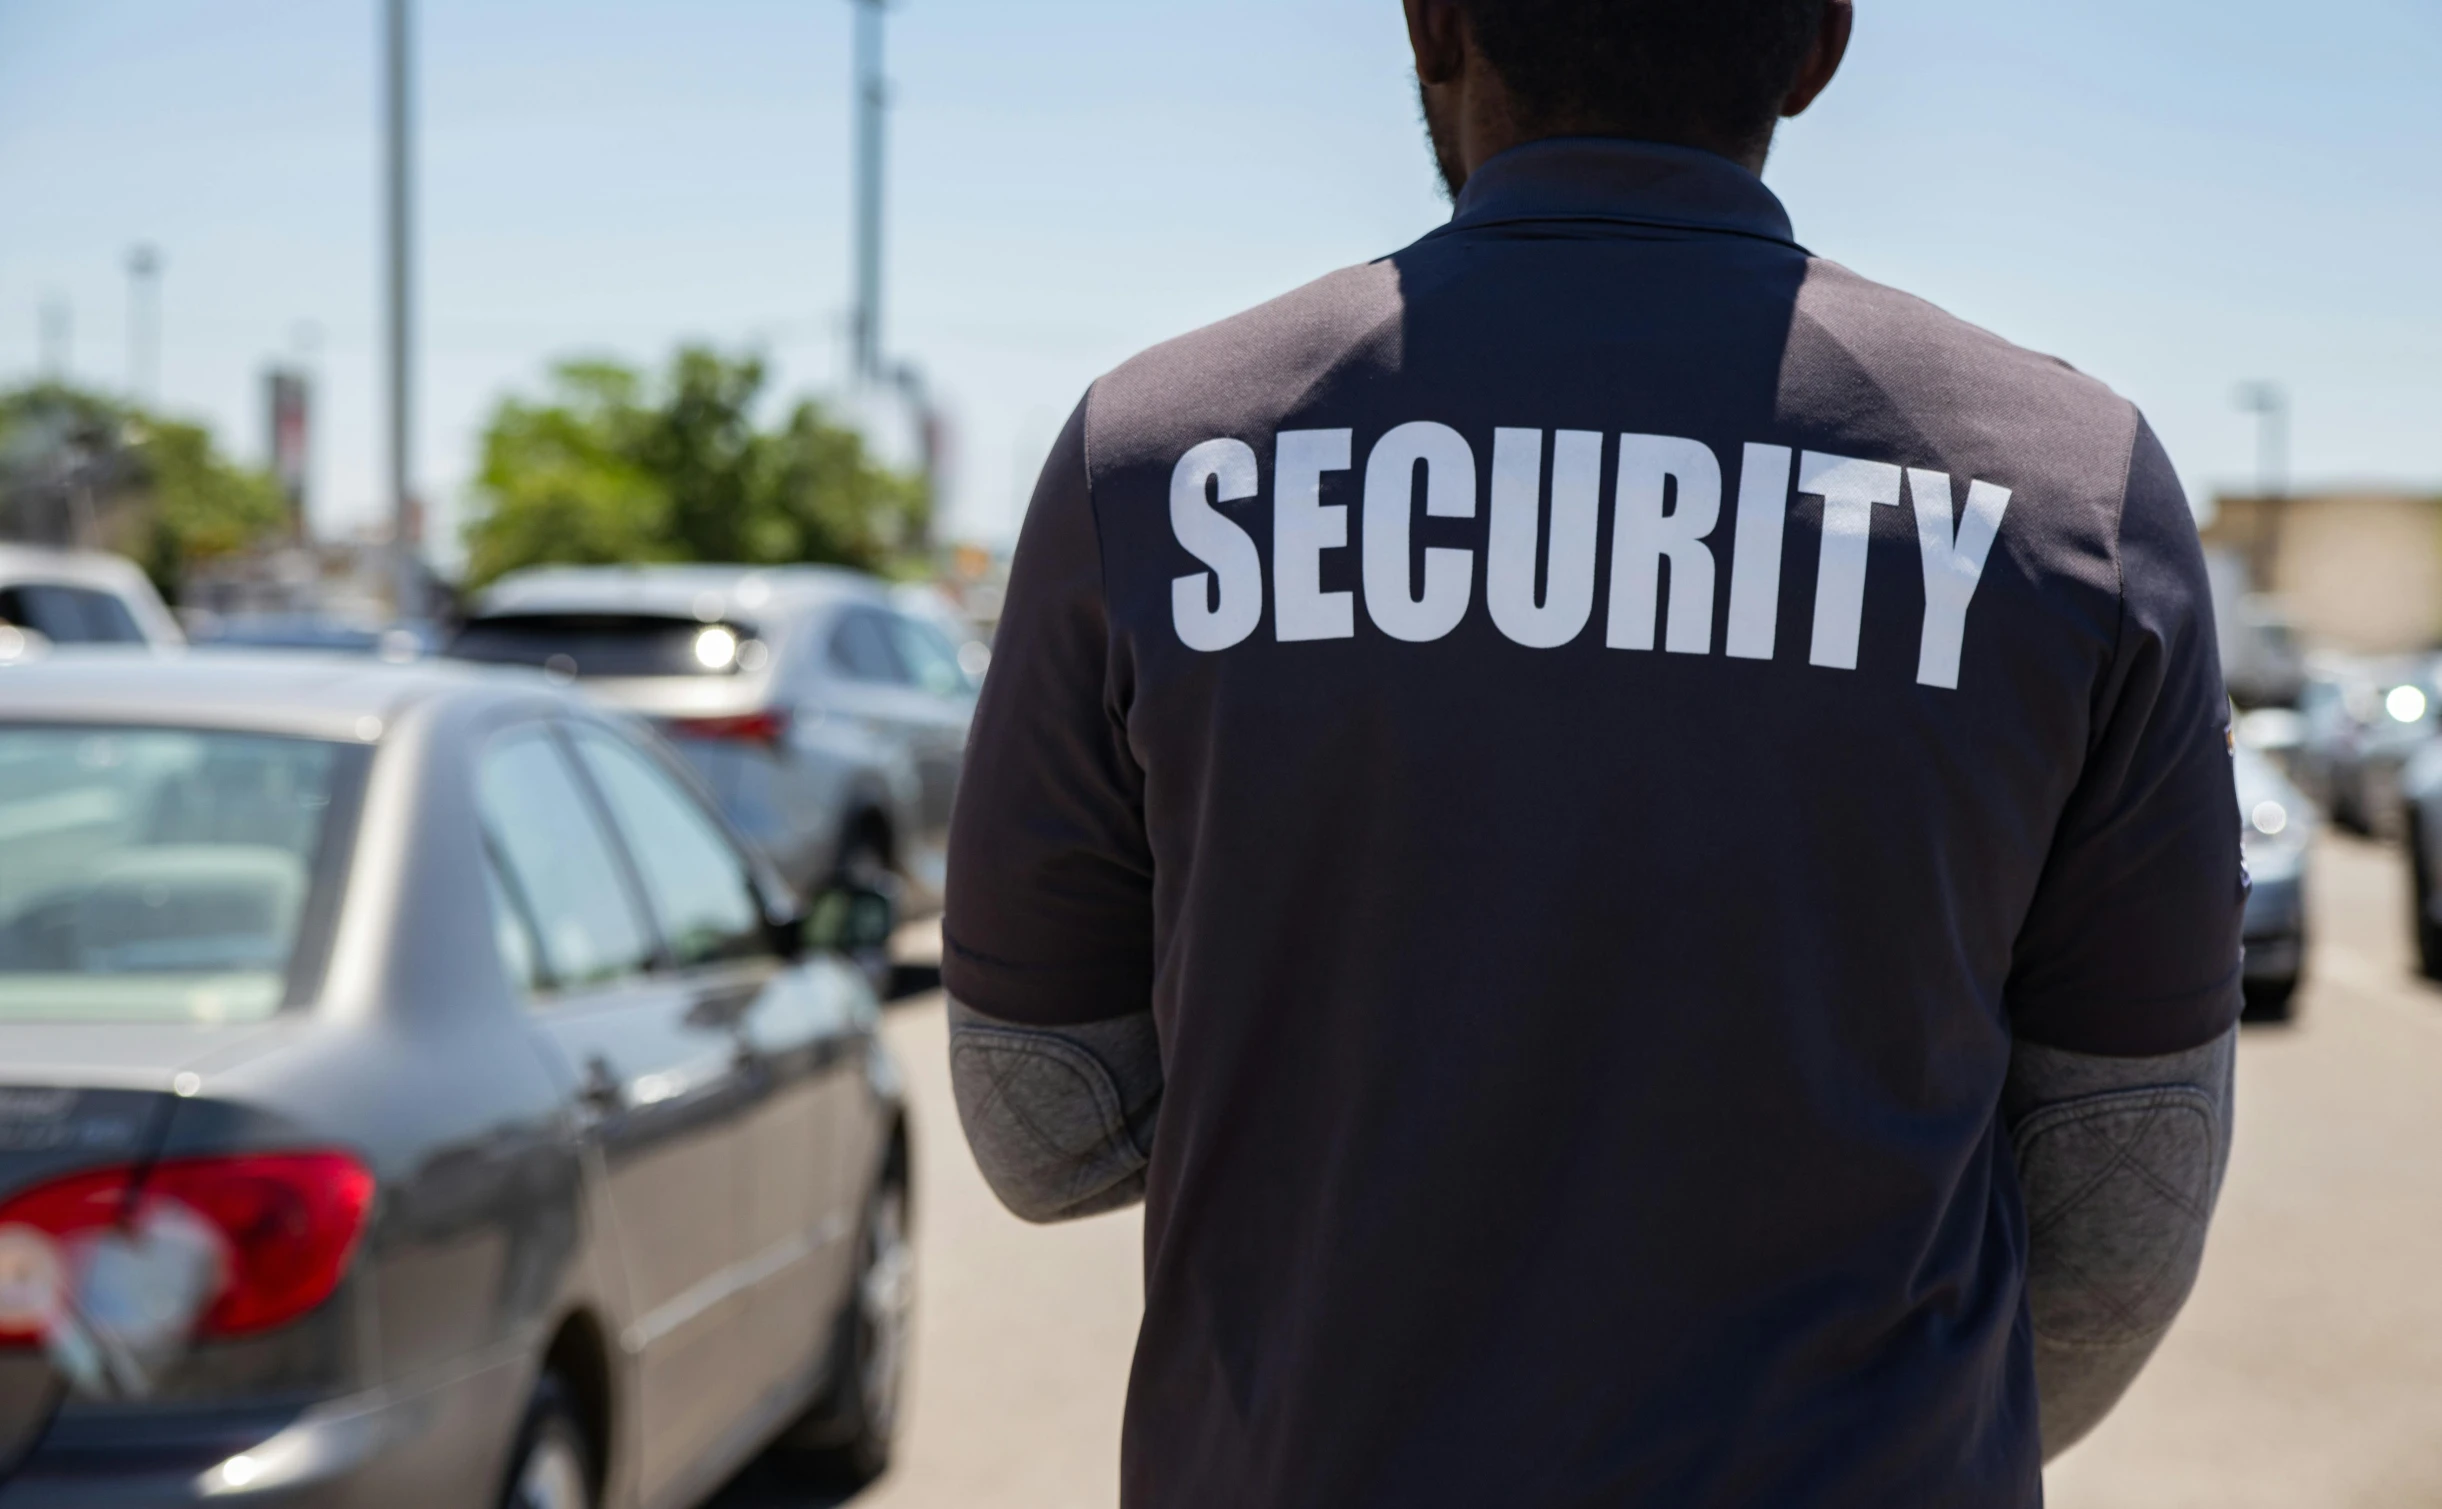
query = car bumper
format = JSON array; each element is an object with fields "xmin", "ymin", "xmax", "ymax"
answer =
[{"xmin": 0, "ymin": 1348, "xmax": 530, "ymax": 1507}]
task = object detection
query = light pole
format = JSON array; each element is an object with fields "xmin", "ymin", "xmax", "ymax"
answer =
[
  {"xmin": 37, "ymin": 297, "xmax": 71, "ymax": 381},
  {"xmin": 850, "ymin": 0, "xmax": 888, "ymax": 387},
  {"xmin": 125, "ymin": 245, "xmax": 161, "ymax": 406},
  {"xmin": 383, "ymin": 0, "xmax": 421, "ymax": 619},
  {"xmin": 2235, "ymin": 381, "xmax": 2289, "ymax": 501}
]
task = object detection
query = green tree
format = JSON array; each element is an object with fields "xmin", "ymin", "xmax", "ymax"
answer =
[
  {"xmin": 464, "ymin": 346, "xmax": 927, "ymax": 588},
  {"xmin": 0, "ymin": 382, "xmax": 287, "ymax": 597}
]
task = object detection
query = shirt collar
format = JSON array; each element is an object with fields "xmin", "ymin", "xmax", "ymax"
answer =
[{"xmin": 1444, "ymin": 137, "xmax": 1803, "ymax": 251}]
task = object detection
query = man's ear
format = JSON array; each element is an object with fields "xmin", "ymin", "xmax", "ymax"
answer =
[
  {"xmin": 1781, "ymin": 0, "xmax": 1853, "ymax": 118},
  {"xmin": 1404, "ymin": 0, "xmax": 1469, "ymax": 88}
]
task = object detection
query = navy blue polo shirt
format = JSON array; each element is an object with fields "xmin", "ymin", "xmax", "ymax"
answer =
[{"xmin": 945, "ymin": 138, "xmax": 2243, "ymax": 1508}]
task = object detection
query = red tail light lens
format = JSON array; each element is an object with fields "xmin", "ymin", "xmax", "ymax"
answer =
[
  {"xmin": 0, "ymin": 1153, "xmax": 374, "ymax": 1342},
  {"xmin": 668, "ymin": 708, "xmax": 791, "ymax": 747}
]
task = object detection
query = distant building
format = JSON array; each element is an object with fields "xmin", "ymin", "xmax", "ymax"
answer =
[{"xmin": 2204, "ymin": 492, "xmax": 2442, "ymax": 654}]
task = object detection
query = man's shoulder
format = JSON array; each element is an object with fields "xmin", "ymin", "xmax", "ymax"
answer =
[
  {"xmin": 1789, "ymin": 258, "xmax": 2140, "ymax": 447},
  {"xmin": 1083, "ymin": 258, "xmax": 1407, "ymax": 472}
]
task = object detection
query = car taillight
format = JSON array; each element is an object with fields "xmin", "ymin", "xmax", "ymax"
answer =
[
  {"xmin": 0, "ymin": 1153, "xmax": 373, "ymax": 1342},
  {"xmin": 668, "ymin": 708, "xmax": 792, "ymax": 746}
]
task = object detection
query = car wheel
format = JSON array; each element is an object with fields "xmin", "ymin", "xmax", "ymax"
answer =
[
  {"xmin": 833, "ymin": 823, "xmax": 899, "ymax": 995},
  {"xmin": 502, "ymin": 1373, "xmax": 594, "ymax": 1509},
  {"xmin": 2241, "ymin": 976, "xmax": 2298, "ymax": 1025},
  {"xmin": 2409, "ymin": 809, "xmax": 2442, "ymax": 983},
  {"xmin": 776, "ymin": 1170, "xmax": 914, "ymax": 1489}
]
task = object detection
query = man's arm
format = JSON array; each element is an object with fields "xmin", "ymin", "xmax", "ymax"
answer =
[
  {"xmin": 2005, "ymin": 415, "xmax": 2247, "ymax": 1459},
  {"xmin": 2006, "ymin": 1028, "xmax": 2235, "ymax": 1461},
  {"xmin": 941, "ymin": 394, "xmax": 1164, "ymax": 1219},
  {"xmin": 948, "ymin": 999, "xmax": 1163, "ymax": 1223}
]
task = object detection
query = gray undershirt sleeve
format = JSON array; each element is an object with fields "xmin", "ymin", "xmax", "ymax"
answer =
[
  {"xmin": 947, "ymin": 998, "xmax": 1164, "ymax": 1224},
  {"xmin": 2005, "ymin": 1026, "xmax": 2237, "ymax": 1462}
]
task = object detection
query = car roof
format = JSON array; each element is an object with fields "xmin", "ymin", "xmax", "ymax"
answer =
[
  {"xmin": 468, "ymin": 563, "xmax": 888, "ymax": 623},
  {"xmin": 0, "ymin": 646, "xmax": 566, "ymax": 740},
  {"xmin": 0, "ymin": 544, "xmax": 155, "ymax": 594}
]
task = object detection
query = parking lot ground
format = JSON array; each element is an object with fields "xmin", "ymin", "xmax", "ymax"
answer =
[
  {"xmin": 2048, "ymin": 831, "xmax": 2442, "ymax": 1507},
  {"xmin": 720, "ymin": 832, "xmax": 2442, "ymax": 1508},
  {"xmin": 710, "ymin": 931, "xmax": 1142, "ymax": 1509}
]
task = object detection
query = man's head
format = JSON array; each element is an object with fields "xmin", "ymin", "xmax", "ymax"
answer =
[{"xmin": 1404, "ymin": 0, "xmax": 1854, "ymax": 196}]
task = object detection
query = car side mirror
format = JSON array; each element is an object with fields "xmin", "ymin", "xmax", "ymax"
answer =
[{"xmin": 803, "ymin": 881, "xmax": 897, "ymax": 958}]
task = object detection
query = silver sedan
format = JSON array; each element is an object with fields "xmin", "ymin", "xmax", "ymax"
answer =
[{"xmin": 0, "ymin": 646, "xmax": 909, "ymax": 1507}]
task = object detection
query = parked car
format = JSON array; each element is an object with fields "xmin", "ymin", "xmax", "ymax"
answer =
[
  {"xmin": 2292, "ymin": 654, "xmax": 2438, "ymax": 839},
  {"xmin": 0, "ymin": 650, "xmax": 909, "ymax": 1507},
  {"xmin": 449, "ymin": 566, "xmax": 978, "ymax": 908},
  {"xmin": 2236, "ymin": 743, "xmax": 2312, "ymax": 1023},
  {"xmin": 2395, "ymin": 737, "xmax": 2442, "ymax": 984},
  {"xmin": 2220, "ymin": 594, "xmax": 2307, "ymax": 710},
  {"xmin": 0, "ymin": 545, "xmax": 182, "ymax": 648}
]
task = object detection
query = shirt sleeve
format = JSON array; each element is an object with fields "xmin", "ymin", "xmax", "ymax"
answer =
[
  {"xmin": 942, "ymin": 394, "xmax": 1157, "ymax": 1026},
  {"xmin": 2007, "ymin": 415, "xmax": 2246, "ymax": 1056}
]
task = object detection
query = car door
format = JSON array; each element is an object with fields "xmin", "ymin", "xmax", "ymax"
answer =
[
  {"xmin": 821, "ymin": 603, "xmax": 968, "ymax": 900},
  {"xmin": 474, "ymin": 724, "xmax": 761, "ymax": 1506},
  {"xmin": 560, "ymin": 724, "xmax": 870, "ymax": 1435}
]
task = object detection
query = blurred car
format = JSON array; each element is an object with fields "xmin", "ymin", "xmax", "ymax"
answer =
[
  {"xmin": 2394, "ymin": 737, "xmax": 2442, "ymax": 984},
  {"xmin": 2292, "ymin": 654, "xmax": 2439, "ymax": 839},
  {"xmin": 0, "ymin": 650, "xmax": 909, "ymax": 1507},
  {"xmin": 2219, "ymin": 594, "xmax": 2307, "ymax": 710},
  {"xmin": 183, "ymin": 610, "xmax": 437, "ymax": 660},
  {"xmin": 449, "ymin": 565, "xmax": 978, "ymax": 908},
  {"xmin": 2236, "ymin": 743, "xmax": 2312, "ymax": 1023},
  {"xmin": 0, "ymin": 545, "xmax": 182, "ymax": 648}
]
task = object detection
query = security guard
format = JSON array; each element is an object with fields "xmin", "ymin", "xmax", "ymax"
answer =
[{"xmin": 944, "ymin": 2, "xmax": 2242, "ymax": 1505}]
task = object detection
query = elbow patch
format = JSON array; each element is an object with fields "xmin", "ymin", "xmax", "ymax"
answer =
[
  {"xmin": 2015, "ymin": 1083, "xmax": 2222, "ymax": 1347},
  {"xmin": 949, "ymin": 1023, "xmax": 1154, "ymax": 1223}
]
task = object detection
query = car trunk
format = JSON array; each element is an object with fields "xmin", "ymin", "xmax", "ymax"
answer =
[{"xmin": 0, "ymin": 1024, "xmax": 281, "ymax": 1465}]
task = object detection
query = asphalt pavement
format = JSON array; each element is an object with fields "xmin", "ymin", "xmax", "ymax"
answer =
[{"xmin": 716, "ymin": 830, "xmax": 2442, "ymax": 1508}]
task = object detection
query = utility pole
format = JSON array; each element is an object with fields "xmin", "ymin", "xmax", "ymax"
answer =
[
  {"xmin": 850, "ymin": 0, "xmax": 888, "ymax": 386},
  {"xmin": 383, "ymin": 0, "xmax": 421, "ymax": 619},
  {"xmin": 37, "ymin": 297, "xmax": 70, "ymax": 380},
  {"xmin": 125, "ymin": 245, "xmax": 161, "ymax": 405},
  {"xmin": 2235, "ymin": 382, "xmax": 2290, "ymax": 501}
]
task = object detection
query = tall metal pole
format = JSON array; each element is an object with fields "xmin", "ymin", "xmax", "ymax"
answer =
[
  {"xmin": 125, "ymin": 245, "xmax": 161, "ymax": 406},
  {"xmin": 37, "ymin": 298, "xmax": 70, "ymax": 380},
  {"xmin": 383, "ymin": 0, "xmax": 421, "ymax": 618},
  {"xmin": 850, "ymin": 0, "xmax": 887, "ymax": 386}
]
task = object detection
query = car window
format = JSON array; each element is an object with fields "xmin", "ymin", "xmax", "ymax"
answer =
[
  {"xmin": 476, "ymin": 728, "xmax": 653, "ymax": 992},
  {"xmin": 889, "ymin": 614, "xmax": 974, "ymax": 699},
  {"xmin": 0, "ymin": 585, "xmax": 147, "ymax": 644},
  {"xmin": 0, "ymin": 727, "xmax": 354, "ymax": 1023},
  {"xmin": 828, "ymin": 607, "xmax": 908, "ymax": 684},
  {"xmin": 449, "ymin": 613, "xmax": 768, "ymax": 678},
  {"xmin": 482, "ymin": 853, "xmax": 546, "ymax": 995},
  {"xmin": 567, "ymin": 727, "xmax": 770, "ymax": 968}
]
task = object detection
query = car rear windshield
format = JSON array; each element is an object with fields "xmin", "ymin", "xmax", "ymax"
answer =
[
  {"xmin": 0, "ymin": 727, "xmax": 363, "ymax": 1023},
  {"xmin": 449, "ymin": 613, "xmax": 766, "ymax": 677},
  {"xmin": 0, "ymin": 584, "xmax": 147, "ymax": 644}
]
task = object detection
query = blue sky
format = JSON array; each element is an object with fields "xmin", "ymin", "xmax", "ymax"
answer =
[{"xmin": 1, "ymin": 0, "xmax": 2435, "ymax": 562}]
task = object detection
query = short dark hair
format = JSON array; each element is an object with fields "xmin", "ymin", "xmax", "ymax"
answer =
[{"xmin": 1458, "ymin": 0, "xmax": 1827, "ymax": 161}]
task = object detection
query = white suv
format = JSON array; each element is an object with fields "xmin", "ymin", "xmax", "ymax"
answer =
[{"xmin": 0, "ymin": 545, "xmax": 184, "ymax": 647}]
